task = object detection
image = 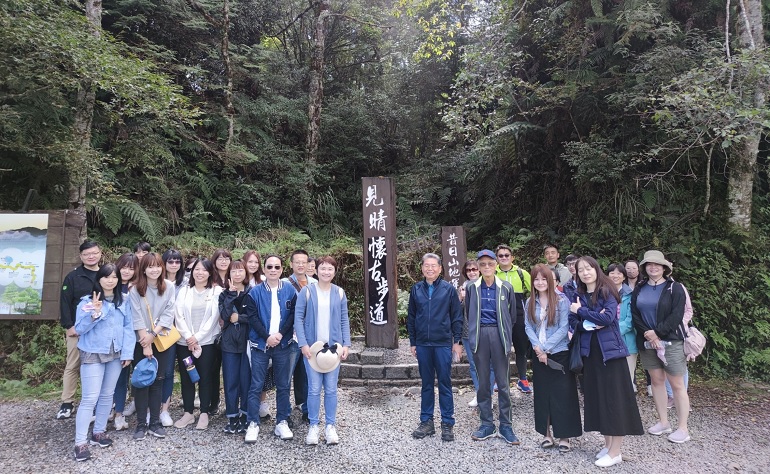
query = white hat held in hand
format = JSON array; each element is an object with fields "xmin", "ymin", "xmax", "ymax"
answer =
[{"xmin": 309, "ymin": 341, "xmax": 342, "ymax": 374}]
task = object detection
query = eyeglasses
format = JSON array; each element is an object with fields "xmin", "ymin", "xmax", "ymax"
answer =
[
  {"xmin": 216, "ymin": 256, "xmax": 231, "ymax": 261},
  {"xmin": 496, "ymin": 253, "xmax": 511, "ymax": 258},
  {"xmin": 81, "ymin": 251, "xmax": 101, "ymax": 258},
  {"xmin": 265, "ymin": 265, "xmax": 281, "ymax": 270},
  {"xmin": 478, "ymin": 262, "xmax": 496, "ymax": 267}
]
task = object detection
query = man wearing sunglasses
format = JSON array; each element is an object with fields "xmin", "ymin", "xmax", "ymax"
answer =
[
  {"xmin": 57, "ymin": 241, "xmax": 102, "ymax": 419},
  {"xmin": 244, "ymin": 255, "xmax": 298, "ymax": 443},
  {"xmin": 495, "ymin": 244, "xmax": 533, "ymax": 394}
]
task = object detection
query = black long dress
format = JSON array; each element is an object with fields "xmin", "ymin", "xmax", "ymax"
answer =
[
  {"xmin": 532, "ymin": 350, "xmax": 582, "ymax": 438},
  {"xmin": 582, "ymin": 332, "xmax": 644, "ymax": 435}
]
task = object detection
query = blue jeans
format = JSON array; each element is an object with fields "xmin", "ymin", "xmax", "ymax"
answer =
[
  {"xmin": 76, "ymin": 358, "xmax": 123, "ymax": 445},
  {"xmin": 222, "ymin": 350, "xmax": 251, "ymax": 417},
  {"xmin": 665, "ymin": 367, "xmax": 689, "ymax": 398},
  {"xmin": 463, "ymin": 337, "xmax": 495, "ymax": 395},
  {"xmin": 304, "ymin": 358, "xmax": 340, "ymax": 425},
  {"xmin": 113, "ymin": 365, "xmax": 130, "ymax": 412},
  {"xmin": 289, "ymin": 341, "xmax": 308, "ymax": 414},
  {"xmin": 161, "ymin": 343, "xmax": 177, "ymax": 404},
  {"xmin": 248, "ymin": 344, "xmax": 292, "ymax": 424},
  {"xmin": 415, "ymin": 345, "xmax": 455, "ymax": 425}
]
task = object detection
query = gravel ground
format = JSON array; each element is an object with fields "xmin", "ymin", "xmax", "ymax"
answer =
[{"xmin": 1, "ymin": 380, "xmax": 768, "ymax": 474}]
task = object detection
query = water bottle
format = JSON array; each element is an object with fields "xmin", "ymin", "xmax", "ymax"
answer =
[
  {"xmin": 644, "ymin": 341, "xmax": 672, "ymax": 350},
  {"xmin": 182, "ymin": 356, "xmax": 200, "ymax": 383}
]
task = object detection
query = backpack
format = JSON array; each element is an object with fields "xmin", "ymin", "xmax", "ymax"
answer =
[{"xmin": 684, "ymin": 325, "xmax": 706, "ymax": 361}]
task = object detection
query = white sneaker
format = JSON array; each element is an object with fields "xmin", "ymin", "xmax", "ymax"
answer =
[
  {"xmin": 325, "ymin": 424, "xmax": 339, "ymax": 445},
  {"xmin": 124, "ymin": 400, "xmax": 136, "ymax": 416},
  {"xmin": 274, "ymin": 420, "xmax": 293, "ymax": 440},
  {"xmin": 113, "ymin": 414, "xmax": 129, "ymax": 431},
  {"xmin": 159, "ymin": 410, "xmax": 173, "ymax": 427},
  {"xmin": 595, "ymin": 454, "xmax": 623, "ymax": 467},
  {"xmin": 306, "ymin": 425, "xmax": 320, "ymax": 445},
  {"xmin": 245, "ymin": 421, "xmax": 259, "ymax": 444},
  {"xmin": 259, "ymin": 402, "xmax": 270, "ymax": 418},
  {"xmin": 468, "ymin": 395, "xmax": 478, "ymax": 407}
]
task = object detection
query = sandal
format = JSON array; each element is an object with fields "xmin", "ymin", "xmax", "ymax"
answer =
[
  {"xmin": 540, "ymin": 438, "xmax": 555, "ymax": 449},
  {"xmin": 558, "ymin": 441, "xmax": 571, "ymax": 453}
]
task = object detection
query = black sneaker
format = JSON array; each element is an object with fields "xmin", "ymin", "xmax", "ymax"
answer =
[
  {"xmin": 411, "ymin": 420, "xmax": 435, "ymax": 439},
  {"xmin": 441, "ymin": 422, "xmax": 455, "ymax": 442},
  {"xmin": 237, "ymin": 414, "xmax": 248, "ymax": 434},
  {"xmin": 148, "ymin": 423, "xmax": 166, "ymax": 438},
  {"xmin": 89, "ymin": 432, "xmax": 113, "ymax": 448},
  {"xmin": 133, "ymin": 423, "xmax": 147, "ymax": 441},
  {"xmin": 223, "ymin": 417, "xmax": 238, "ymax": 434},
  {"xmin": 74, "ymin": 444, "xmax": 91, "ymax": 462},
  {"xmin": 57, "ymin": 403, "xmax": 74, "ymax": 420},
  {"xmin": 286, "ymin": 417, "xmax": 295, "ymax": 429}
]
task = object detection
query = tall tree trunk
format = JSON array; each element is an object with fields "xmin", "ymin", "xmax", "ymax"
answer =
[
  {"xmin": 306, "ymin": 0, "xmax": 330, "ymax": 164},
  {"xmin": 728, "ymin": 0, "xmax": 765, "ymax": 230},
  {"xmin": 221, "ymin": 0, "xmax": 234, "ymax": 149},
  {"xmin": 70, "ymin": 0, "xmax": 102, "ymax": 242}
]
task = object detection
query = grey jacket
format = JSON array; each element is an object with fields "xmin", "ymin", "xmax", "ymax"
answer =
[
  {"xmin": 129, "ymin": 281, "xmax": 177, "ymax": 331},
  {"xmin": 464, "ymin": 277, "xmax": 516, "ymax": 354}
]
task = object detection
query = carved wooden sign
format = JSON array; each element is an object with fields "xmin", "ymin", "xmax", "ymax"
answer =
[{"xmin": 441, "ymin": 226, "xmax": 466, "ymax": 290}]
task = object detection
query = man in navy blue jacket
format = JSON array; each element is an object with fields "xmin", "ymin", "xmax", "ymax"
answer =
[{"xmin": 407, "ymin": 253, "xmax": 463, "ymax": 441}]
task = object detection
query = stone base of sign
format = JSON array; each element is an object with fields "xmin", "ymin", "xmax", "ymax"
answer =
[{"xmin": 360, "ymin": 350, "xmax": 384, "ymax": 365}]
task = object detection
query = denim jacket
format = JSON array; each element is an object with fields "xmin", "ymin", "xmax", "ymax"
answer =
[
  {"xmin": 524, "ymin": 294, "xmax": 571, "ymax": 354},
  {"xmin": 75, "ymin": 295, "xmax": 135, "ymax": 361},
  {"xmin": 294, "ymin": 284, "xmax": 351, "ymax": 348}
]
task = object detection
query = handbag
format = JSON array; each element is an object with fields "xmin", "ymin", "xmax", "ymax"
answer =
[
  {"xmin": 143, "ymin": 296, "xmax": 181, "ymax": 352},
  {"xmin": 568, "ymin": 330, "xmax": 583, "ymax": 374}
]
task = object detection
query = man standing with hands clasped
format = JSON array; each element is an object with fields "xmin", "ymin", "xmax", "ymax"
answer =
[
  {"xmin": 407, "ymin": 253, "xmax": 463, "ymax": 442},
  {"xmin": 465, "ymin": 250, "xmax": 519, "ymax": 444}
]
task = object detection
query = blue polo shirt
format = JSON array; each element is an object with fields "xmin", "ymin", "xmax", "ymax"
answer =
[{"xmin": 480, "ymin": 280, "xmax": 497, "ymax": 325}]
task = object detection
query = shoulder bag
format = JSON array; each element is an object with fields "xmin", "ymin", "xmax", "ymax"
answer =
[{"xmin": 144, "ymin": 296, "xmax": 181, "ymax": 352}]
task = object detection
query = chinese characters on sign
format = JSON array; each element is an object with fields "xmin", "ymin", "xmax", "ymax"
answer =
[
  {"xmin": 441, "ymin": 226, "xmax": 466, "ymax": 290},
  {"xmin": 362, "ymin": 177, "xmax": 398, "ymax": 348}
]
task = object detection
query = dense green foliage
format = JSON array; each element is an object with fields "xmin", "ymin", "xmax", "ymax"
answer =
[{"xmin": 0, "ymin": 0, "xmax": 768, "ymax": 382}]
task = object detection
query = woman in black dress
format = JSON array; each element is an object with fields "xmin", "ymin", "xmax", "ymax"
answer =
[
  {"xmin": 525, "ymin": 264, "xmax": 581, "ymax": 453},
  {"xmin": 570, "ymin": 256, "xmax": 643, "ymax": 468}
]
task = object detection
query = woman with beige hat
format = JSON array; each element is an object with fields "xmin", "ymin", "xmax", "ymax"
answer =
[
  {"xmin": 631, "ymin": 250, "xmax": 691, "ymax": 444},
  {"xmin": 294, "ymin": 256, "xmax": 351, "ymax": 445}
]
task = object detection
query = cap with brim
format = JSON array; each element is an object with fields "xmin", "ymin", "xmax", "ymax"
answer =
[
  {"xmin": 308, "ymin": 341, "xmax": 342, "ymax": 374},
  {"xmin": 131, "ymin": 357, "xmax": 158, "ymax": 388},
  {"xmin": 640, "ymin": 250, "xmax": 673, "ymax": 273},
  {"xmin": 477, "ymin": 249, "xmax": 496, "ymax": 260}
]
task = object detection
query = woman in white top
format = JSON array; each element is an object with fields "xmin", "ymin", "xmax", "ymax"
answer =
[{"xmin": 172, "ymin": 258, "xmax": 223, "ymax": 430}]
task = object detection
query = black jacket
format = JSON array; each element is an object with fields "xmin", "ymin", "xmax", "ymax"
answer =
[
  {"xmin": 60, "ymin": 265, "xmax": 97, "ymax": 329},
  {"xmin": 218, "ymin": 286, "xmax": 252, "ymax": 353},
  {"xmin": 631, "ymin": 278, "xmax": 686, "ymax": 346}
]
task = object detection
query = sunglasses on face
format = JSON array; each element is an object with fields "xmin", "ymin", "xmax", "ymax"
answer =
[
  {"xmin": 466, "ymin": 268, "xmax": 479, "ymax": 272},
  {"xmin": 497, "ymin": 253, "xmax": 511, "ymax": 258},
  {"xmin": 167, "ymin": 260, "xmax": 181, "ymax": 264},
  {"xmin": 265, "ymin": 265, "xmax": 281, "ymax": 270}
]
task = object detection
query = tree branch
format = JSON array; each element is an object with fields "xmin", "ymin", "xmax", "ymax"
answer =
[{"xmin": 182, "ymin": 0, "xmax": 222, "ymax": 28}]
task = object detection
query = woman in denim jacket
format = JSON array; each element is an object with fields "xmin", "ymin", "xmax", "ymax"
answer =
[
  {"xmin": 73, "ymin": 263, "xmax": 135, "ymax": 462},
  {"xmin": 525, "ymin": 264, "xmax": 581, "ymax": 453}
]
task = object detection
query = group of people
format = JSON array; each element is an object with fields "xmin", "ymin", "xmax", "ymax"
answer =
[
  {"xmin": 408, "ymin": 245, "xmax": 693, "ymax": 468},
  {"xmin": 59, "ymin": 241, "xmax": 350, "ymax": 462}
]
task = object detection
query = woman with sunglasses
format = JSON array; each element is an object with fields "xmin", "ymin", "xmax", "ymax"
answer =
[
  {"xmin": 458, "ymin": 259, "xmax": 490, "ymax": 408},
  {"xmin": 158, "ymin": 249, "xmax": 186, "ymax": 428}
]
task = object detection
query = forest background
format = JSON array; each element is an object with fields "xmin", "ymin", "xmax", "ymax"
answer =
[{"xmin": 0, "ymin": 0, "xmax": 768, "ymax": 393}]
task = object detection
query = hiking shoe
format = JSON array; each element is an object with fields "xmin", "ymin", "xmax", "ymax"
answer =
[
  {"xmin": 647, "ymin": 422, "xmax": 672, "ymax": 436},
  {"xmin": 471, "ymin": 424, "xmax": 497, "ymax": 441},
  {"xmin": 499, "ymin": 426, "xmax": 520, "ymax": 445},
  {"xmin": 133, "ymin": 423, "xmax": 147, "ymax": 441},
  {"xmin": 517, "ymin": 379, "xmax": 533, "ymax": 393},
  {"xmin": 74, "ymin": 444, "xmax": 91, "ymax": 462},
  {"xmin": 159, "ymin": 410, "xmax": 173, "ymax": 427},
  {"xmin": 245, "ymin": 421, "xmax": 260, "ymax": 443},
  {"xmin": 325, "ymin": 424, "xmax": 339, "ymax": 445},
  {"xmin": 306, "ymin": 424, "xmax": 320, "ymax": 445},
  {"xmin": 123, "ymin": 400, "xmax": 136, "ymax": 416},
  {"xmin": 237, "ymin": 414, "xmax": 248, "ymax": 434},
  {"xmin": 411, "ymin": 420, "xmax": 435, "ymax": 439},
  {"xmin": 440, "ymin": 422, "xmax": 454, "ymax": 442},
  {"xmin": 148, "ymin": 423, "xmax": 166, "ymax": 438},
  {"xmin": 56, "ymin": 403, "xmax": 74, "ymax": 420},
  {"xmin": 468, "ymin": 395, "xmax": 478, "ymax": 407},
  {"xmin": 113, "ymin": 414, "xmax": 129, "ymax": 431},
  {"xmin": 89, "ymin": 432, "xmax": 113, "ymax": 448},
  {"xmin": 274, "ymin": 420, "xmax": 293, "ymax": 440},
  {"xmin": 223, "ymin": 417, "xmax": 239, "ymax": 434},
  {"xmin": 259, "ymin": 401, "xmax": 270, "ymax": 419},
  {"xmin": 668, "ymin": 429, "xmax": 691, "ymax": 444}
]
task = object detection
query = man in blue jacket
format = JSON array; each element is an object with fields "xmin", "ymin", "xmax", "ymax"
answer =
[
  {"xmin": 243, "ymin": 254, "xmax": 297, "ymax": 443},
  {"xmin": 407, "ymin": 253, "xmax": 463, "ymax": 441}
]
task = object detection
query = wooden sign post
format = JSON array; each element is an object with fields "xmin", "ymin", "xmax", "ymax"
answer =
[
  {"xmin": 362, "ymin": 177, "xmax": 398, "ymax": 349},
  {"xmin": 441, "ymin": 226, "xmax": 466, "ymax": 290}
]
